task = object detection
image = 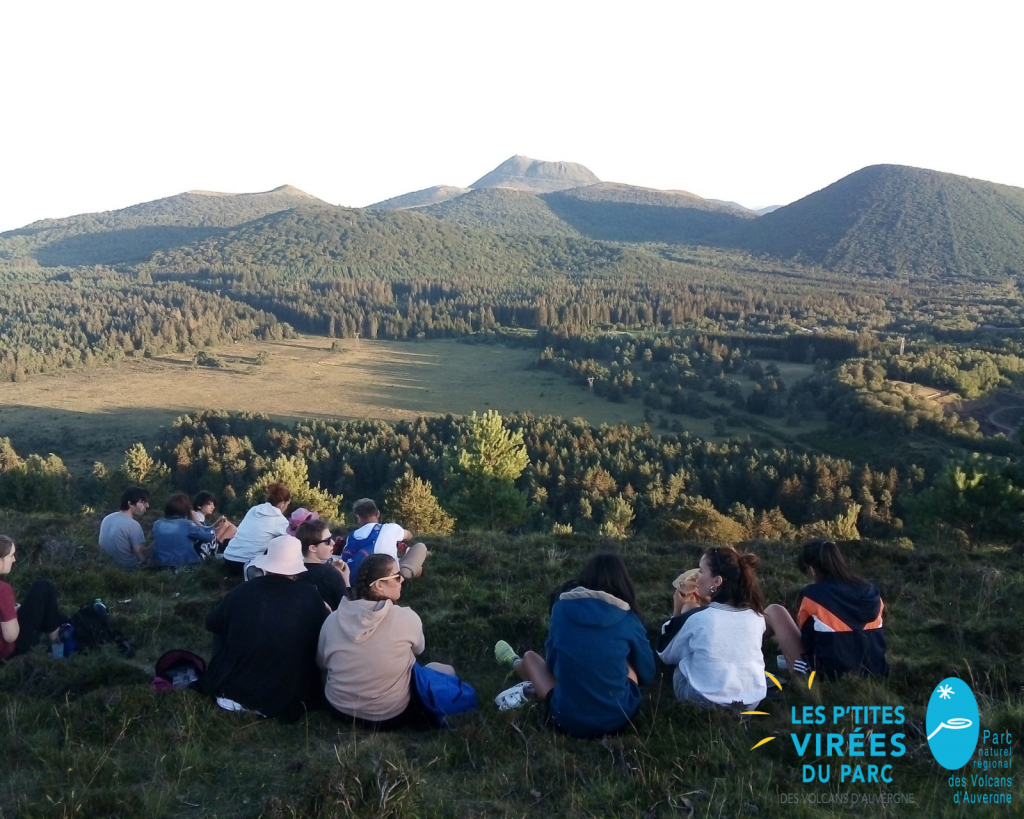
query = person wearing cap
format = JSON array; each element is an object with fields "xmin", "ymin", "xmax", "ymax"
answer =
[
  {"xmin": 342, "ymin": 498, "xmax": 429, "ymax": 581},
  {"xmin": 202, "ymin": 535, "xmax": 328, "ymax": 721}
]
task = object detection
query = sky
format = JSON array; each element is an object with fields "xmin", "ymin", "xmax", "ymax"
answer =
[{"xmin": 2, "ymin": 0, "xmax": 1022, "ymax": 231}]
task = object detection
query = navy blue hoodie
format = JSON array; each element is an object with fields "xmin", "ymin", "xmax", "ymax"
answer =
[
  {"xmin": 545, "ymin": 587, "xmax": 656, "ymax": 736},
  {"xmin": 797, "ymin": 579, "xmax": 888, "ymax": 677}
]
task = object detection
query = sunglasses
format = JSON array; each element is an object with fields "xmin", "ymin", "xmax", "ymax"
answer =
[
  {"xmin": 374, "ymin": 573, "xmax": 404, "ymax": 585},
  {"xmin": 314, "ymin": 537, "xmax": 334, "ymax": 546}
]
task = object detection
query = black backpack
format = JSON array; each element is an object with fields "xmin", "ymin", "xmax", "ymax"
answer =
[{"xmin": 70, "ymin": 602, "xmax": 135, "ymax": 658}]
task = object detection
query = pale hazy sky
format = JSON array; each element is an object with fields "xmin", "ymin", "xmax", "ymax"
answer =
[{"xmin": 2, "ymin": 0, "xmax": 1022, "ymax": 231}]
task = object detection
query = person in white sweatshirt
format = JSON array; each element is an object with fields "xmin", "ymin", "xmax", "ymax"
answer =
[
  {"xmin": 223, "ymin": 483, "xmax": 291, "ymax": 576},
  {"xmin": 659, "ymin": 546, "xmax": 767, "ymax": 709}
]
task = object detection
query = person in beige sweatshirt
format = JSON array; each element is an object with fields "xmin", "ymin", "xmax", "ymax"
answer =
[{"xmin": 316, "ymin": 553, "xmax": 456, "ymax": 730}]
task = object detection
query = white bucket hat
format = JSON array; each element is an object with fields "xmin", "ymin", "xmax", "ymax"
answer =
[{"xmin": 251, "ymin": 535, "xmax": 307, "ymax": 576}]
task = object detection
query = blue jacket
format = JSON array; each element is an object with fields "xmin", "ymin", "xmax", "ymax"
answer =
[
  {"xmin": 152, "ymin": 517, "xmax": 216, "ymax": 567},
  {"xmin": 545, "ymin": 587, "xmax": 656, "ymax": 736}
]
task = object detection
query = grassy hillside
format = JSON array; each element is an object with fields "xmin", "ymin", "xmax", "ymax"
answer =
[
  {"xmin": 421, "ymin": 188, "xmax": 580, "ymax": 236},
  {"xmin": 725, "ymin": 164, "xmax": 1024, "ymax": 279},
  {"xmin": 0, "ymin": 186, "xmax": 328, "ymax": 266},
  {"xmin": 367, "ymin": 185, "xmax": 471, "ymax": 210},
  {"xmin": 1, "ymin": 514, "xmax": 1020, "ymax": 817},
  {"xmin": 542, "ymin": 182, "xmax": 754, "ymax": 244}
]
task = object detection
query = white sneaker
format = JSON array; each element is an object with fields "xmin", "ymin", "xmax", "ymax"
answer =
[{"xmin": 495, "ymin": 681, "xmax": 535, "ymax": 711}]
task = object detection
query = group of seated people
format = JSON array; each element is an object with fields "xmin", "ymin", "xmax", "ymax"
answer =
[{"xmin": 5, "ymin": 481, "xmax": 888, "ymax": 738}]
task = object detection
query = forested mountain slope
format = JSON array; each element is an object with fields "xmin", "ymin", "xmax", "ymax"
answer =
[
  {"xmin": 367, "ymin": 185, "xmax": 471, "ymax": 210},
  {"xmin": 0, "ymin": 185, "xmax": 328, "ymax": 266},
  {"xmin": 724, "ymin": 164, "xmax": 1024, "ymax": 278},
  {"xmin": 420, "ymin": 188, "xmax": 580, "ymax": 236},
  {"xmin": 542, "ymin": 182, "xmax": 755, "ymax": 243}
]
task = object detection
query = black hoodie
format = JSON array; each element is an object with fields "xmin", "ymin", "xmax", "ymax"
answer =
[{"xmin": 796, "ymin": 578, "xmax": 888, "ymax": 677}]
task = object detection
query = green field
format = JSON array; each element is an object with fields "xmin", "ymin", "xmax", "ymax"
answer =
[
  {"xmin": 0, "ymin": 338, "xmax": 654, "ymax": 473},
  {"xmin": 0, "ymin": 337, "xmax": 826, "ymax": 475}
]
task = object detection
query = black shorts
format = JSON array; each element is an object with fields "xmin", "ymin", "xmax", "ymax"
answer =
[{"xmin": 325, "ymin": 675, "xmax": 437, "ymax": 731}]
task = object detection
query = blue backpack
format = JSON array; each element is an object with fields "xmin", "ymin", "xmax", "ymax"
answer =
[
  {"xmin": 341, "ymin": 523, "xmax": 383, "ymax": 578},
  {"xmin": 412, "ymin": 663, "xmax": 478, "ymax": 727}
]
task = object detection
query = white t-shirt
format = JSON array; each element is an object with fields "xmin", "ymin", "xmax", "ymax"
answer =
[
  {"xmin": 347, "ymin": 522, "xmax": 406, "ymax": 559},
  {"xmin": 659, "ymin": 602, "xmax": 766, "ymax": 707}
]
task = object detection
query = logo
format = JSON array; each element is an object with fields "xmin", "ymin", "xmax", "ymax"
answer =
[{"xmin": 926, "ymin": 677, "xmax": 979, "ymax": 770}]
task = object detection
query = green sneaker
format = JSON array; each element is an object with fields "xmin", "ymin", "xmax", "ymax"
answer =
[{"xmin": 494, "ymin": 640, "xmax": 520, "ymax": 668}]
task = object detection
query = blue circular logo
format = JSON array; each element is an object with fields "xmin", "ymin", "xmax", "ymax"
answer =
[{"xmin": 926, "ymin": 677, "xmax": 979, "ymax": 770}]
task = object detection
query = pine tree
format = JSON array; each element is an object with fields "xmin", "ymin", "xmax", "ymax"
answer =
[
  {"xmin": 247, "ymin": 454, "xmax": 343, "ymax": 519},
  {"xmin": 444, "ymin": 410, "xmax": 530, "ymax": 531},
  {"xmin": 384, "ymin": 471, "xmax": 455, "ymax": 535}
]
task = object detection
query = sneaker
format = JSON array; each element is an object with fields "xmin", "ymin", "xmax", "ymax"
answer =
[
  {"xmin": 495, "ymin": 681, "xmax": 535, "ymax": 711},
  {"xmin": 494, "ymin": 640, "xmax": 520, "ymax": 668}
]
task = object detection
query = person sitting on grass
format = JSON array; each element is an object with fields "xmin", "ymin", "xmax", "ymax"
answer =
[
  {"xmin": 493, "ymin": 553, "xmax": 656, "ymax": 737},
  {"xmin": 151, "ymin": 493, "xmax": 218, "ymax": 568},
  {"xmin": 98, "ymin": 486, "xmax": 150, "ymax": 570},
  {"xmin": 295, "ymin": 518, "xmax": 349, "ymax": 610},
  {"xmin": 762, "ymin": 539, "xmax": 888, "ymax": 678},
  {"xmin": 659, "ymin": 546, "xmax": 767, "ymax": 709},
  {"xmin": 0, "ymin": 536, "xmax": 65, "ymax": 661},
  {"xmin": 202, "ymin": 535, "xmax": 327, "ymax": 721},
  {"xmin": 342, "ymin": 498, "xmax": 428, "ymax": 581},
  {"xmin": 317, "ymin": 554, "xmax": 458, "ymax": 730},
  {"xmin": 223, "ymin": 483, "xmax": 291, "ymax": 576},
  {"xmin": 656, "ymin": 568, "xmax": 711, "ymax": 652},
  {"xmin": 192, "ymin": 490, "xmax": 236, "ymax": 552}
]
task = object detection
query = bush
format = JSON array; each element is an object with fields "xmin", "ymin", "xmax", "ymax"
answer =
[{"xmin": 384, "ymin": 472, "xmax": 455, "ymax": 536}]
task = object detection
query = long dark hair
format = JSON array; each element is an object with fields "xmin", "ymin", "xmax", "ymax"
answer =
[
  {"xmin": 575, "ymin": 553, "xmax": 640, "ymax": 615},
  {"xmin": 798, "ymin": 539, "xmax": 866, "ymax": 586},
  {"xmin": 354, "ymin": 554, "xmax": 399, "ymax": 601},
  {"xmin": 704, "ymin": 546, "xmax": 765, "ymax": 614},
  {"xmin": 0, "ymin": 535, "xmax": 13, "ymax": 559}
]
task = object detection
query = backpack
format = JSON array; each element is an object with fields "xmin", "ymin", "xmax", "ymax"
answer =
[
  {"xmin": 341, "ymin": 523, "xmax": 383, "ymax": 578},
  {"xmin": 152, "ymin": 649, "xmax": 207, "ymax": 693},
  {"xmin": 70, "ymin": 602, "xmax": 135, "ymax": 658},
  {"xmin": 411, "ymin": 663, "xmax": 478, "ymax": 727}
]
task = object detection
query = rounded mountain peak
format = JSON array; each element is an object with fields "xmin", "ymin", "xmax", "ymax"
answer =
[{"xmin": 470, "ymin": 155, "xmax": 600, "ymax": 194}]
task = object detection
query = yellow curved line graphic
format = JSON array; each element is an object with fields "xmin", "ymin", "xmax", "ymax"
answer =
[
  {"xmin": 741, "ymin": 711, "xmax": 771, "ymax": 715},
  {"xmin": 808, "ymin": 671, "xmax": 816, "ymax": 689},
  {"xmin": 765, "ymin": 671, "xmax": 783, "ymax": 690},
  {"xmin": 750, "ymin": 736, "xmax": 776, "ymax": 750}
]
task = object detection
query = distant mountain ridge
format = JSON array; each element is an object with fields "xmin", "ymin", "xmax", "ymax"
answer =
[
  {"xmin": 0, "ymin": 185, "xmax": 328, "ymax": 266},
  {"xmin": 726, "ymin": 164, "xmax": 1024, "ymax": 277},
  {"xmin": 367, "ymin": 185, "xmax": 471, "ymax": 211},
  {"xmin": 469, "ymin": 155, "xmax": 601, "ymax": 193}
]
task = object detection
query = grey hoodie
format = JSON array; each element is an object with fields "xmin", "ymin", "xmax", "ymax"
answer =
[{"xmin": 317, "ymin": 598, "xmax": 425, "ymax": 720}]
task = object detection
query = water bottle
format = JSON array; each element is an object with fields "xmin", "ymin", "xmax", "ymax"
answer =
[
  {"xmin": 59, "ymin": 623, "xmax": 77, "ymax": 657},
  {"xmin": 93, "ymin": 598, "xmax": 106, "ymax": 611}
]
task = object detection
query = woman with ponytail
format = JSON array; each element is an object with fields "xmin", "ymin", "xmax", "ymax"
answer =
[
  {"xmin": 765, "ymin": 539, "xmax": 888, "ymax": 677},
  {"xmin": 316, "ymin": 554, "xmax": 458, "ymax": 730},
  {"xmin": 659, "ymin": 546, "xmax": 767, "ymax": 708}
]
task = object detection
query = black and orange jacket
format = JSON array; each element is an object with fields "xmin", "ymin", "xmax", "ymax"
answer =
[{"xmin": 796, "ymin": 579, "xmax": 888, "ymax": 677}]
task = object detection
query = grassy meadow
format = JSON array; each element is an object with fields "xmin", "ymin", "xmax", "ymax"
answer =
[
  {"xmin": 0, "ymin": 338, "xmax": 652, "ymax": 474},
  {"xmin": 0, "ymin": 336, "xmax": 824, "ymax": 475},
  {"xmin": 1, "ymin": 508, "xmax": 1021, "ymax": 818}
]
